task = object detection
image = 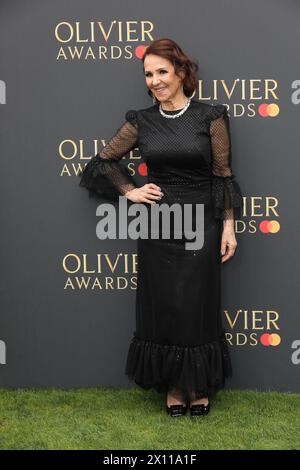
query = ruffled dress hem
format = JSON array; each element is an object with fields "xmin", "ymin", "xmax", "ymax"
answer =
[{"xmin": 125, "ymin": 330, "xmax": 232, "ymax": 402}]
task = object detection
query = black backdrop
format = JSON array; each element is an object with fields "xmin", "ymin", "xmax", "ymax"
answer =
[{"xmin": 0, "ymin": 0, "xmax": 299, "ymax": 392}]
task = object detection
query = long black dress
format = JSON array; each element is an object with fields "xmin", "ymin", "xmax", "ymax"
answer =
[{"xmin": 78, "ymin": 98, "xmax": 243, "ymax": 403}]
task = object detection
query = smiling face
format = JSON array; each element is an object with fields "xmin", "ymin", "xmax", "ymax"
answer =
[{"xmin": 143, "ymin": 53, "xmax": 186, "ymax": 104}]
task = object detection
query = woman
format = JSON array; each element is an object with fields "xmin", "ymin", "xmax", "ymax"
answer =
[{"xmin": 79, "ymin": 38, "xmax": 243, "ymax": 418}]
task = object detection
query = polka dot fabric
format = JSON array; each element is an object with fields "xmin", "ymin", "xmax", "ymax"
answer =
[{"xmin": 78, "ymin": 98, "xmax": 243, "ymax": 403}]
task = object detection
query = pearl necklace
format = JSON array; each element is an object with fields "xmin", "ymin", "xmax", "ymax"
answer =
[{"xmin": 159, "ymin": 97, "xmax": 191, "ymax": 119}]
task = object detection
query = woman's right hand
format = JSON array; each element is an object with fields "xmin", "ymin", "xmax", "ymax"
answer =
[{"xmin": 125, "ymin": 183, "xmax": 164, "ymax": 204}]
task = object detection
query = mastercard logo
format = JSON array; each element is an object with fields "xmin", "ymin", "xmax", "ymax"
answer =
[
  {"xmin": 259, "ymin": 220, "xmax": 280, "ymax": 233},
  {"xmin": 137, "ymin": 162, "xmax": 148, "ymax": 177},
  {"xmin": 260, "ymin": 333, "xmax": 281, "ymax": 346},
  {"xmin": 135, "ymin": 45, "xmax": 148, "ymax": 59},
  {"xmin": 258, "ymin": 103, "xmax": 280, "ymax": 117}
]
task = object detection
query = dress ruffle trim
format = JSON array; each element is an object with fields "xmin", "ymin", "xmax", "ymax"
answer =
[
  {"xmin": 209, "ymin": 103, "xmax": 228, "ymax": 121},
  {"xmin": 125, "ymin": 109, "xmax": 138, "ymax": 126},
  {"xmin": 78, "ymin": 154, "xmax": 135, "ymax": 200},
  {"xmin": 211, "ymin": 174, "xmax": 243, "ymax": 221},
  {"xmin": 125, "ymin": 331, "xmax": 232, "ymax": 402}
]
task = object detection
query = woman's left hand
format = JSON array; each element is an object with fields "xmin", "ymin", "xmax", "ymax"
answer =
[{"xmin": 220, "ymin": 227, "xmax": 237, "ymax": 263}]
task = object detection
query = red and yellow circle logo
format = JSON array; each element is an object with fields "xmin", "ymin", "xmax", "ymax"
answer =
[
  {"xmin": 259, "ymin": 220, "xmax": 280, "ymax": 233},
  {"xmin": 135, "ymin": 45, "xmax": 148, "ymax": 59},
  {"xmin": 258, "ymin": 103, "xmax": 280, "ymax": 117},
  {"xmin": 260, "ymin": 333, "xmax": 281, "ymax": 346},
  {"xmin": 137, "ymin": 162, "xmax": 148, "ymax": 176}
]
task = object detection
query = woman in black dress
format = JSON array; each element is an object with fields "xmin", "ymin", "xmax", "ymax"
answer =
[{"xmin": 79, "ymin": 38, "xmax": 243, "ymax": 417}]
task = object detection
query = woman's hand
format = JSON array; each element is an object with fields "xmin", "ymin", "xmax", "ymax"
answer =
[
  {"xmin": 220, "ymin": 225, "xmax": 237, "ymax": 263},
  {"xmin": 125, "ymin": 183, "xmax": 163, "ymax": 204}
]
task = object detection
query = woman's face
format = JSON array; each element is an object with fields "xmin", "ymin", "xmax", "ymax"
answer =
[{"xmin": 143, "ymin": 54, "xmax": 185, "ymax": 103}]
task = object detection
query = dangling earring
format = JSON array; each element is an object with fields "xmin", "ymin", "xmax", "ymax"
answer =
[
  {"xmin": 151, "ymin": 92, "xmax": 158, "ymax": 104},
  {"xmin": 189, "ymin": 89, "xmax": 196, "ymax": 99}
]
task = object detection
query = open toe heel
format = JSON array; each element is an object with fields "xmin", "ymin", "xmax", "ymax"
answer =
[
  {"xmin": 166, "ymin": 404, "xmax": 188, "ymax": 417},
  {"xmin": 189, "ymin": 402, "xmax": 210, "ymax": 417}
]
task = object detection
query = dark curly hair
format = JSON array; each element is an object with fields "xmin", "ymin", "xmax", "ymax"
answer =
[{"xmin": 142, "ymin": 38, "xmax": 199, "ymax": 101}]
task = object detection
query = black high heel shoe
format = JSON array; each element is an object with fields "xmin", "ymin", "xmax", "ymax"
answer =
[
  {"xmin": 189, "ymin": 402, "xmax": 210, "ymax": 417},
  {"xmin": 166, "ymin": 403, "xmax": 188, "ymax": 417}
]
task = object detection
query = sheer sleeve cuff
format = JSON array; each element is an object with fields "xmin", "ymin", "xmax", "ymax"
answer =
[
  {"xmin": 211, "ymin": 174, "xmax": 243, "ymax": 221},
  {"xmin": 78, "ymin": 154, "xmax": 137, "ymax": 201}
]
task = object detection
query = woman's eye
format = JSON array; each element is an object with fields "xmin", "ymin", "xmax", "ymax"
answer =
[{"xmin": 145, "ymin": 70, "xmax": 167, "ymax": 77}]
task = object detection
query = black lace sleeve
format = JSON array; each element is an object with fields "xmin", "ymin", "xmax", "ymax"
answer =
[
  {"xmin": 78, "ymin": 110, "xmax": 138, "ymax": 200},
  {"xmin": 208, "ymin": 104, "xmax": 243, "ymax": 222}
]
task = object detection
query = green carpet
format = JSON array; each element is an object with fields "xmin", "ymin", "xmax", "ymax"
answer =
[{"xmin": 0, "ymin": 388, "xmax": 299, "ymax": 450}]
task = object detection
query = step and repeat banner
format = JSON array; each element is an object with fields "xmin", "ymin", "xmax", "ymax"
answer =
[{"xmin": 0, "ymin": 0, "xmax": 299, "ymax": 391}]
